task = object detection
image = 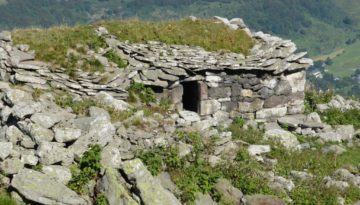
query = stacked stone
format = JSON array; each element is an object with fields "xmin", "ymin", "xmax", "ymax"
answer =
[
  {"xmin": 101, "ymin": 17, "xmax": 313, "ymax": 120},
  {"xmin": 0, "ymin": 31, "xmax": 127, "ymax": 99}
]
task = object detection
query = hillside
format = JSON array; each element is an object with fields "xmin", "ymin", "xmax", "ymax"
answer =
[{"xmin": 0, "ymin": 17, "xmax": 360, "ymax": 205}]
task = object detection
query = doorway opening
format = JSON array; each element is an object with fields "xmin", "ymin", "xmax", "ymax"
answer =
[{"xmin": 181, "ymin": 81, "xmax": 200, "ymax": 113}]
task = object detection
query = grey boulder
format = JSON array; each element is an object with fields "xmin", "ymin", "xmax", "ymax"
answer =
[{"xmin": 11, "ymin": 168, "xmax": 87, "ymax": 205}]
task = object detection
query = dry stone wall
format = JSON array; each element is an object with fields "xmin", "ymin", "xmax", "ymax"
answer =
[
  {"xmin": 0, "ymin": 16, "xmax": 313, "ymax": 121},
  {"xmin": 100, "ymin": 17, "xmax": 313, "ymax": 120}
]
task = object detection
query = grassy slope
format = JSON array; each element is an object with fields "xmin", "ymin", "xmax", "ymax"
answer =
[{"xmin": 325, "ymin": 40, "xmax": 360, "ymax": 77}]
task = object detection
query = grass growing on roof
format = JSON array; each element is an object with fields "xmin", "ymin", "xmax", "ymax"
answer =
[
  {"xmin": 12, "ymin": 25, "xmax": 106, "ymax": 76},
  {"xmin": 100, "ymin": 18, "xmax": 254, "ymax": 55}
]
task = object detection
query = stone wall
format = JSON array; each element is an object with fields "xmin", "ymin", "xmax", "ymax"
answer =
[{"xmin": 0, "ymin": 16, "xmax": 313, "ymax": 121}]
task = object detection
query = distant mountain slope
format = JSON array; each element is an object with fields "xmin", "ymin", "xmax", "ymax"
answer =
[{"xmin": 0, "ymin": 0, "xmax": 359, "ymax": 56}]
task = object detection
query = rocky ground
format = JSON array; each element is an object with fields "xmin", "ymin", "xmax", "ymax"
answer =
[
  {"xmin": 0, "ymin": 17, "xmax": 359, "ymax": 205},
  {"xmin": 0, "ymin": 78, "xmax": 359, "ymax": 205}
]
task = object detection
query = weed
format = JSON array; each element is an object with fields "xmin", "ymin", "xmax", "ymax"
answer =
[
  {"xmin": 138, "ymin": 150, "xmax": 164, "ymax": 176},
  {"xmin": 127, "ymin": 82, "xmax": 156, "ymax": 104},
  {"xmin": 304, "ymin": 90, "xmax": 334, "ymax": 112},
  {"xmin": 159, "ymin": 97, "xmax": 172, "ymax": 112},
  {"xmin": 32, "ymin": 88, "xmax": 44, "ymax": 101},
  {"xmin": 68, "ymin": 144, "xmax": 102, "ymax": 194},
  {"xmin": 103, "ymin": 49, "xmax": 127, "ymax": 68},
  {"xmin": 95, "ymin": 193, "xmax": 109, "ymax": 205},
  {"xmin": 32, "ymin": 163, "xmax": 43, "ymax": 172},
  {"xmin": 232, "ymin": 116, "xmax": 246, "ymax": 128}
]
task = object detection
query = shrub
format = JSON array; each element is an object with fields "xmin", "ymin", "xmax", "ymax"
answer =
[
  {"xmin": 68, "ymin": 144, "xmax": 102, "ymax": 193},
  {"xmin": 95, "ymin": 193, "xmax": 109, "ymax": 205},
  {"xmin": 127, "ymin": 82, "xmax": 156, "ymax": 104},
  {"xmin": 103, "ymin": 49, "xmax": 127, "ymax": 68},
  {"xmin": 138, "ymin": 150, "xmax": 164, "ymax": 176},
  {"xmin": 232, "ymin": 116, "xmax": 246, "ymax": 128}
]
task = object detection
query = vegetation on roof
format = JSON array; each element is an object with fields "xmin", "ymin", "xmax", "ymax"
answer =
[
  {"xmin": 12, "ymin": 19, "xmax": 254, "ymax": 75},
  {"xmin": 99, "ymin": 18, "xmax": 254, "ymax": 54}
]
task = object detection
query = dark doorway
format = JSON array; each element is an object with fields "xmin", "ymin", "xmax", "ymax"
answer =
[{"xmin": 182, "ymin": 81, "xmax": 200, "ymax": 112}]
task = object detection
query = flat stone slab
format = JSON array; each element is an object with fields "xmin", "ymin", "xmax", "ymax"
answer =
[{"xmin": 11, "ymin": 168, "xmax": 87, "ymax": 205}]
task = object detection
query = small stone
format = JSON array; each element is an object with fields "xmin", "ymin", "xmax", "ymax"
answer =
[
  {"xmin": 0, "ymin": 158, "xmax": 24, "ymax": 175},
  {"xmin": 214, "ymin": 178, "xmax": 243, "ymax": 205},
  {"xmin": 0, "ymin": 142, "xmax": 13, "ymax": 160},
  {"xmin": 179, "ymin": 110, "xmax": 201, "ymax": 122},
  {"xmin": 248, "ymin": 145, "xmax": 271, "ymax": 156},
  {"xmin": 53, "ymin": 125, "xmax": 82, "ymax": 143},
  {"xmin": 42, "ymin": 165, "xmax": 72, "ymax": 184}
]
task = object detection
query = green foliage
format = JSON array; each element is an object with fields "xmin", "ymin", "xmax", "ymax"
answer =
[
  {"xmin": 138, "ymin": 150, "xmax": 164, "ymax": 176},
  {"xmin": 268, "ymin": 139, "xmax": 360, "ymax": 203},
  {"xmin": 172, "ymin": 163, "xmax": 223, "ymax": 202},
  {"xmin": 95, "ymin": 193, "xmax": 109, "ymax": 205},
  {"xmin": 0, "ymin": 191, "xmax": 17, "ymax": 205},
  {"xmin": 68, "ymin": 144, "xmax": 102, "ymax": 194},
  {"xmin": 127, "ymin": 82, "xmax": 156, "ymax": 104},
  {"xmin": 223, "ymin": 148, "xmax": 274, "ymax": 195},
  {"xmin": 103, "ymin": 49, "xmax": 127, "ymax": 68},
  {"xmin": 232, "ymin": 116, "xmax": 246, "ymax": 128},
  {"xmin": 321, "ymin": 108, "xmax": 360, "ymax": 129},
  {"xmin": 304, "ymin": 90, "xmax": 334, "ymax": 112},
  {"xmin": 55, "ymin": 94, "xmax": 96, "ymax": 116},
  {"xmin": 176, "ymin": 131, "xmax": 204, "ymax": 158}
]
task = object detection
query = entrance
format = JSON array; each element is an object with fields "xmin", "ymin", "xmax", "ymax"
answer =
[{"xmin": 181, "ymin": 81, "xmax": 200, "ymax": 113}]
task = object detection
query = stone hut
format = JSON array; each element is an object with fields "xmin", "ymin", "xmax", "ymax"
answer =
[
  {"xmin": 102, "ymin": 18, "xmax": 313, "ymax": 121},
  {"xmin": 0, "ymin": 17, "xmax": 313, "ymax": 121}
]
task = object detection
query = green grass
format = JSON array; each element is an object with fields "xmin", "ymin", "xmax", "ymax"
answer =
[
  {"xmin": 12, "ymin": 25, "xmax": 106, "ymax": 77},
  {"xmin": 325, "ymin": 40, "xmax": 360, "ymax": 77},
  {"xmin": 100, "ymin": 18, "xmax": 254, "ymax": 55},
  {"xmin": 0, "ymin": 191, "xmax": 17, "ymax": 205},
  {"xmin": 321, "ymin": 108, "xmax": 360, "ymax": 129}
]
